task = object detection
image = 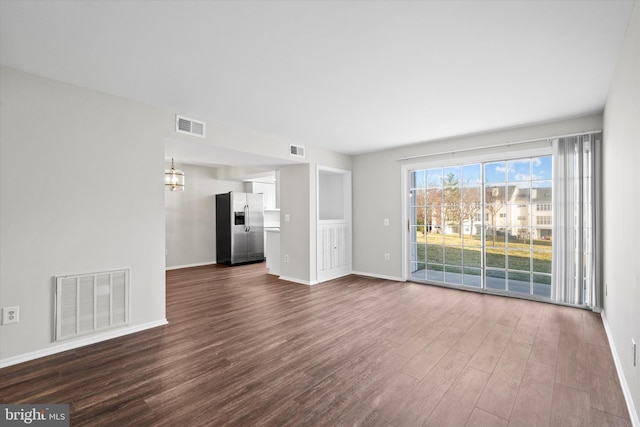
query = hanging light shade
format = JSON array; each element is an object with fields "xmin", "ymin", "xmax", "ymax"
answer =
[{"xmin": 165, "ymin": 158, "xmax": 185, "ymax": 191}]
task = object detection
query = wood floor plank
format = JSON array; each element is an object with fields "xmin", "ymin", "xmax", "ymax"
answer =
[
  {"xmin": 475, "ymin": 370, "xmax": 521, "ymax": 420},
  {"xmin": 508, "ymin": 304, "xmax": 542, "ymax": 349},
  {"xmin": 550, "ymin": 383, "xmax": 591, "ymax": 427},
  {"xmin": 590, "ymin": 408, "xmax": 632, "ymax": 427},
  {"xmin": 0, "ymin": 263, "xmax": 631, "ymax": 426},
  {"xmin": 582, "ymin": 311, "xmax": 609, "ymax": 348},
  {"xmin": 474, "ymin": 341, "xmax": 531, "ymax": 420},
  {"xmin": 555, "ymin": 329, "xmax": 591, "ymax": 392},
  {"xmin": 466, "ymin": 408, "xmax": 509, "ymax": 427},
  {"xmin": 587, "ymin": 343, "xmax": 631, "ymax": 419},
  {"xmin": 468, "ymin": 323, "xmax": 513, "ymax": 373},
  {"xmin": 399, "ymin": 340, "xmax": 450, "ymax": 380},
  {"xmin": 529, "ymin": 326, "xmax": 560, "ymax": 367},
  {"xmin": 423, "ymin": 366, "xmax": 490, "ymax": 427},
  {"xmin": 389, "ymin": 348, "xmax": 472, "ymax": 426},
  {"xmin": 508, "ymin": 360, "xmax": 555, "ymax": 426}
]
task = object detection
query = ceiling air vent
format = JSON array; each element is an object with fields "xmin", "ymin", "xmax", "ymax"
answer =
[
  {"xmin": 176, "ymin": 115, "xmax": 205, "ymax": 138},
  {"xmin": 290, "ymin": 144, "xmax": 305, "ymax": 158}
]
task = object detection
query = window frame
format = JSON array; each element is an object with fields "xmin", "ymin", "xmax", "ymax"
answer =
[{"xmin": 401, "ymin": 144, "xmax": 553, "ymax": 302}]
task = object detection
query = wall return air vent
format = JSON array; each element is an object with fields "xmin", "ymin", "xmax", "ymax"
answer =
[
  {"xmin": 54, "ymin": 269, "xmax": 130, "ymax": 341},
  {"xmin": 176, "ymin": 115, "xmax": 205, "ymax": 138},
  {"xmin": 290, "ymin": 144, "xmax": 305, "ymax": 158}
]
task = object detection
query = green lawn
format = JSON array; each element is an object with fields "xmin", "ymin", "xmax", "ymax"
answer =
[{"xmin": 413, "ymin": 232, "xmax": 552, "ymax": 274}]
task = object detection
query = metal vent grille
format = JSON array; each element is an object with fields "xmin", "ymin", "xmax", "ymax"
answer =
[
  {"xmin": 55, "ymin": 269, "xmax": 129, "ymax": 341},
  {"xmin": 176, "ymin": 115, "xmax": 205, "ymax": 138},
  {"xmin": 290, "ymin": 144, "xmax": 305, "ymax": 158}
]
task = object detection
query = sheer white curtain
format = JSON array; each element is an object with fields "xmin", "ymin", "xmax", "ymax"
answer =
[{"xmin": 551, "ymin": 132, "xmax": 602, "ymax": 310}]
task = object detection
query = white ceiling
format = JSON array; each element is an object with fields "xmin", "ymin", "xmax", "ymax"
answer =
[{"xmin": 0, "ymin": 0, "xmax": 635, "ymax": 160}]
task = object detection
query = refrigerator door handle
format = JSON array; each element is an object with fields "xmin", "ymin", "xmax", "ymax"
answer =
[{"xmin": 245, "ymin": 205, "xmax": 250, "ymax": 232}]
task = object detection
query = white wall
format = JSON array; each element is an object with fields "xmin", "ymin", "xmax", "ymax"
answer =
[
  {"xmin": 0, "ymin": 67, "xmax": 169, "ymax": 362},
  {"xmin": 279, "ymin": 164, "xmax": 314, "ymax": 284},
  {"xmin": 165, "ymin": 162, "xmax": 245, "ymax": 269},
  {"xmin": 603, "ymin": 1, "xmax": 640, "ymax": 422},
  {"xmin": 170, "ymin": 116, "xmax": 352, "ymax": 173},
  {"xmin": 351, "ymin": 114, "xmax": 603, "ymax": 280}
]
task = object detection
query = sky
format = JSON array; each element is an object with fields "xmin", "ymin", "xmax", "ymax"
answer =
[{"xmin": 413, "ymin": 156, "xmax": 553, "ymax": 188}]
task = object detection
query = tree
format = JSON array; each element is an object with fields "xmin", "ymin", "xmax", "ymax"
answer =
[
  {"xmin": 425, "ymin": 187, "xmax": 442, "ymax": 233},
  {"xmin": 461, "ymin": 187, "xmax": 482, "ymax": 238},
  {"xmin": 443, "ymin": 172, "xmax": 462, "ymax": 236},
  {"xmin": 485, "ymin": 186, "xmax": 505, "ymax": 246},
  {"xmin": 414, "ymin": 189, "xmax": 426, "ymax": 235}
]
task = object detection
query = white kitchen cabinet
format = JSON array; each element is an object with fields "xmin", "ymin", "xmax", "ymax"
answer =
[{"xmin": 265, "ymin": 229, "xmax": 280, "ymax": 276}]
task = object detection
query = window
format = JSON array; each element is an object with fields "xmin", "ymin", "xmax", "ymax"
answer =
[
  {"xmin": 409, "ymin": 155, "xmax": 553, "ymax": 299},
  {"xmin": 536, "ymin": 216, "xmax": 551, "ymax": 225},
  {"xmin": 408, "ymin": 131, "xmax": 601, "ymax": 309}
]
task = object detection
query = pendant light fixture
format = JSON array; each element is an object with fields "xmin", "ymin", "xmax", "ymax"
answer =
[{"xmin": 165, "ymin": 158, "xmax": 185, "ymax": 191}]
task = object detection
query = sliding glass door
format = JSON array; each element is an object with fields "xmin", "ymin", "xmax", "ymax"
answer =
[{"xmin": 409, "ymin": 155, "xmax": 553, "ymax": 299}]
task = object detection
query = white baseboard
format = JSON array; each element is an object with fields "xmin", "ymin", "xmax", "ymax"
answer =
[
  {"xmin": 280, "ymin": 271, "xmax": 358, "ymax": 286},
  {"xmin": 0, "ymin": 319, "xmax": 168, "ymax": 369},
  {"xmin": 278, "ymin": 276, "xmax": 315, "ymax": 286},
  {"xmin": 166, "ymin": 261, "xmax": 215, "ymax": 271},
  {"xmin": 351, "ymin": 271, "xmax": 404, "ymax": 282},
  {"xmin": 601, "ymin": 310, "xmax": 639, "ymax": 426}
]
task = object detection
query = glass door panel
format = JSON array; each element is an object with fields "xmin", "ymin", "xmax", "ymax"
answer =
[
  {"xmin": 486, "ymin": 248, "xmax": 506, "ymax": 269},
  {"xmin": 486, "ymin": 269, "xmax": 506, "ymax": 291},
  {"xmin": 444, "ymin": 245, "xmax": 462, "ymax": 266},
  {"xmin": 426, "ymin": 243, "xmax": 444, "ymax": 263},
  {"xmin": 508, "ymin": 159, "xmax": 531, "ymax": 182},
  {"xmin": 533, "ymin": 274, "xmax": 552, "ymax": 298},
  {"xmin": 463, "ymin": 248, "xmax": 482, "ymax": 268},
  {"xmin": 409, "ymin": 174, "xmax": 424, "ymax": 280},
  {"xmin": 409, "ymin": 155, "xmax": 553, "ymax": 300},
  {"xmin": 485, "ymin": 161, "xmax": 507, "ymax": 183},
  {"xmin": 508, "ymin": 271, "xmax": 531, "ymax": 295},
  {"xmin": 445, "ymin": 265, "xmax": 463, "ymax": 285},
  {"xmin": 463, "ymin": 267, "xmax": 482, "ymax": 287}
]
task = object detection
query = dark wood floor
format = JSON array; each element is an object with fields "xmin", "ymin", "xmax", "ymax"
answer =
[{"xmin": 0, "ymin": 263, "xmax": 631, "ymax": 426}]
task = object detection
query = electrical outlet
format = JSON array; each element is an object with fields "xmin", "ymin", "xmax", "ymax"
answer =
[
  {"xmin": 384, "ymin": 253, "xmax": 390, "ymax": 261},
  {"xmin": 2, "ymin": 306, "xmax": 19, "ymax": 324},
  {"xmin": 284, "ymin": 254, "xmax": 289, "ymax": 262}
]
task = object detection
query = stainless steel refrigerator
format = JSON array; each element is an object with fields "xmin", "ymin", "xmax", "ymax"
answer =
[{"xmin": 216, "ymin": 192, "xmax": 264, "ymax": 265}]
